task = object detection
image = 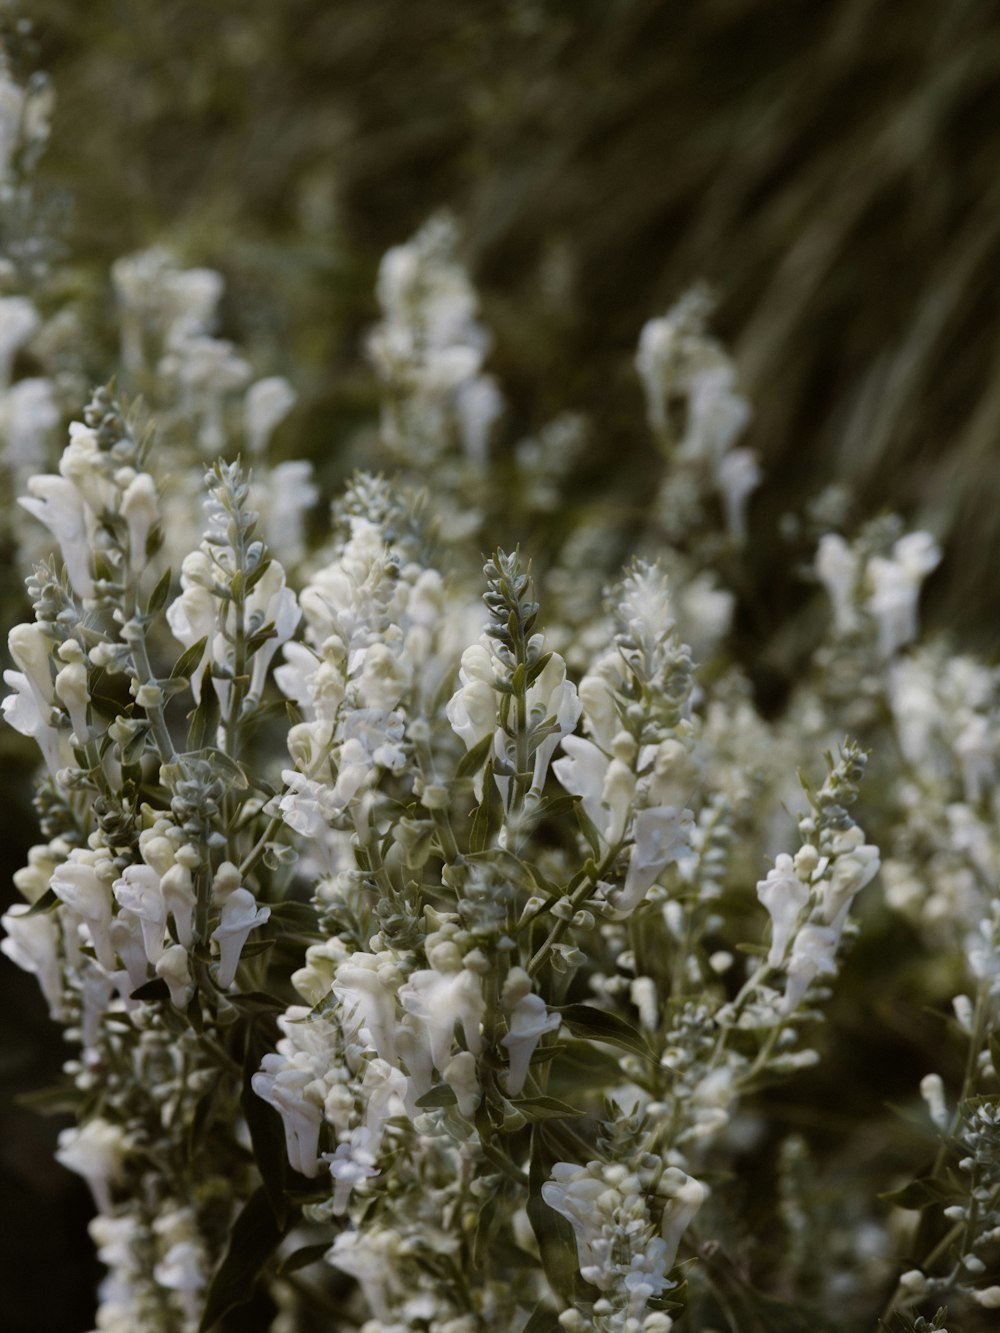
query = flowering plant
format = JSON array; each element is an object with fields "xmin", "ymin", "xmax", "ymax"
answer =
[{"xmin": 3, "ymin": 38, "xmax": 1000, "ymax": 1333}]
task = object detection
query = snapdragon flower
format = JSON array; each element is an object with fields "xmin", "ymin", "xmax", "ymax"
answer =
[
  {"xmin": 210, "ymin": 887, "xmax": 270, "ymax": 988},
  {"xmin": 501, "ymin": 971, "xmax": 561, "ymax": 1095},
  {"xmin": 867, "ymin": 530, "xmax": 941, "ymax": 658},
  {"xmin": 55, "ymin": 1118, "xmax": 129, "ymax": 1214}
]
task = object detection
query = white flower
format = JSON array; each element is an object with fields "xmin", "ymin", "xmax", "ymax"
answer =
[
  {"xmin": 108, "ymin": 913, "xmax": 149, "ymax": 992},
  {"xmin": 359, "ymin": 1058, "xmax": 408, "ymax": 1152},
  {"xmin": 120, "ymin": 473, "xmax": 158, "ymax": 568},
  {"xmin": 868, "ymin": 531, "xmax": 941, "ymax": 658},
  {"xmin": 245, "ymin": 560, "xmax": 300, "ymax": 703},
  {"xmin": 245, "ymin": 376, "xmax": 296, "ymax": 456},
  {"xmin": 54, "ymin": 657, "xmax": 89, "ymax": 742},
  {"xmin": 756, "ymin": 855, "xmax": 810, "ymax": 968},
  {"xmin": 553, "ymin": 735, "xmax": 609, "ymax": 834},
  {"xmin": 446, "ymin": 641, "xmax": 497, "ymax": 756},
  {"xmin": 59, "ymin": 422, "xmax": 116, "ymax": 515},
  {"xmin": 51, "ymin": 856, "xmax": 114, "ymax": 972},
  {"xmin": 821, "ymin": 829, "xmax": 880, "ymax": 931},
  {"xmin": 541, "ymin": 1162, "xmax": 616, "ymax": 1289},
  {"xmin": 156, "ymin": 943, "xmax": 192, "ymax": 1009},
  {"xmin": 501, "ymin": 991, "xmax": 561, "ymax": 1095},
  {"xmin": 919, "ymin": 1072, "xmax": 948, "ymax": 1129},
  {"xmin": 715, "ymin": 446, "xmax": 761, "ymax": 543},
  {"xmin": 324, "ymin": 1141, "xmax": 380, "ymax": 1215},
  {"xmin": 211, "ymin": 887, "xmax": 270, "ymax": 988},
  {"xmin": 154, "ymin": 1241, "xmax": 206, "ymax": 1303},
  {"xmin": 2, "ymin": 669, "xmax": 65, "ymax": 775},
  {"xmin": 442, "ymin": 1050, "xmax": 482, "ymax": 1116},
  {"xmin": 658, "ymin": 1169, "xmax": 708, "ymax": 1269},
  {"xmin": 0, "ymin": 296, "xmax": 39, "ymax": 389},
  {"xmin": 1, "ymin": 907, "xmax": 64, "ymax": 1018},
  {"xmin": 160, "ymin": 864, "xmax": 197, "ymax": 949},
  {"xmin": 356, "ymin": 641, "xmax": 412, "ymax": 713},
  {"xmin": 112, "ymin": 865, "xmax": 167, "ymax": 965},
  {"xmin": 1, "ymin": 377, "xmax": 59, "ymax": 473},
  {"xmin": 332, "ymin": 953, "xmax": 401, "ymax": 1065},
  {"xmin": 252, "ymin": 1056, "xmax": 324, "ymax": 1178},
  {"xmin": 398, "ymin": 966, "xmax": 485, "ymax": 1074},
  {"xmin": 815, "ymin": 533, "xmax": 860, "ymax": 636},
  {"xmin": 256, "ymin": 460, "xmax": 317, "ymax": 565},
  {"xmin": 783, "ymin": 923, "xmax": 839, "ymax": 1013},
  {"xmin": 524, "ymin": 652, "xmax": 582, "ymax": 795},
  {"xmin": 681, "ymin": 364, "xmax": 750, "ymax": 468},
  {"xmin": 578, "ymin": 667, "xmax": 620, "ymax": 752},
  {"xmin": 611, "ymin": 806, "xmax": 694, "ymax": 917},
  {"xmin": 55, "ymin": 1118, "xmax": 128, "ymax": 1213},
  {"xmin": 955, "ymin": 712, "xmax": 995, "ymax": 805},
  {"xmin": 19, "ymin": 474, "xmax": 95, "ymax": 597}
]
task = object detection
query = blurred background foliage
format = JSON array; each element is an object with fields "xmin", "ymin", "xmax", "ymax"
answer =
[{"xmin": 4, "ymin": 0, "xmax": 1000, "ymax": 1326}]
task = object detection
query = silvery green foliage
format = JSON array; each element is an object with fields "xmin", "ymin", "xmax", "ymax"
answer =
[{"xmin": 3, "ymin": 207, "xmax": 1000, "ymax": 1333}]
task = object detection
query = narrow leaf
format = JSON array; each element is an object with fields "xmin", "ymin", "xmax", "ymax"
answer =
[
  {"xmin": 521, "ymin": 1304, "xmax": 561, "ymax": 1333},
  {"xmin": 456, "ymin": 731, "xmax": 494, "ymax": 780},
  {"xmin": 557, "ymin": 1002, "xmax": 653, "ymax": 1061},
  {"xmin": 415, "ymin": 1084, "xmax": 458, "ymax": 1109},
  {"xmin": 146, "ymin": 566, "xmax": 173, "ymax": 615},
  {"xmin": 129, "ymin": 977, "xmax": 171, "ymax": 1003},
  {"xmin": 512, "ymin": 1094, "xmax": 585, "ymax": 1121},
  {"xmin": 879, "ymin": 1176, "xmax": 958, "ymax": 1210},
  {"xmin": 187, "ymin": 670, "xmax": 220, "ymax": 751},
  {"xmin": 241, "ymin": 1026, "xmax": 291, "ymax": 1228},
  {"xmin": 277, "ymin": 1243, "xmax": 330, "ymax": 1276},
  {"xmin": 198, "ymin": 1187, "xmax": 289, "ymax": 1332},
  {"xmin": 22, "ymin": 887, "xmax": 59, "ymax": 917},
  {"xmin": 171, "ymin": 636, "xmax": 208, "ymax": 680}
]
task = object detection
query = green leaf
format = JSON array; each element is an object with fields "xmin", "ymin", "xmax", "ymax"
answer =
[
  {"xmin": 879, "ymin": 1176, "xmax": 958, "ymax": 1210},
  {"xmin": 171, "ymin": 636, "xmax": 208, "ymax": 680},
  {"xmin": 574, "ymin": 802, "xmax": 603, "ymax": 860},
  {"xmin": 187, "ymin": 670, "xmax": 221, "ymax": 750},
  {"xmin": 556, "ymin": 1002, "xmax": 653, "ymax": 1061},
  {"xmin": 181, "ymin": 747, "xmax": 249, "ymax": 790},
  {"xmin": 146, "ymin": 566, "xmax": 173, "ymax": 615},
  {"xmin": 21, "ymin": 887, "xmax": 59, "ymax": 917},
  {"xmin": 238, "ymin": 938, "xmax": 275, "ymax": 961},
  {"xmin": 228, "ymin": 990, "xmax": 288, "ymax": 1016},
  {"xmin": 241, "ymin": 1026, "xmax": 290, "ymax": 1228},
  {"xmin": 17, "ymin": 1082, "xmax": 86, "ymax": 1116},
  {"xmin": 129, "ymin": 977, "xmax": 171, "ymax": 1003},
  {"xmin": 277, "ymin": 1243, "xmax": 330, "ymax": 1276},
  {"xmin": 198, "ymin": 1187, "xmax": 290, "ymax": 1332},
  {"xmin": 187, "ymin": 1083, "xmax": 218, "ymax": 1157},
  {"xmin": 470, "ymin": 757, "xmax": 503, "ymax": 853},
  {"xmin": 536, "ymin": 793, "xmax": 581, "ymax": 822},
  {"xmin": 246, "ymin": 622, "xmax": 278, "ymax": 656},
  {"xmin": 267, "ymin": 900, "xmax": 321, "ymax": 935},
  {"xmin": 244, "ymin": 556, "xmax": 273, "ymax": 592},
  {"xmin": 511, "ymin": 1094, "xmax": 584, "ymax": 1121},
  {"xmin": 990, "ymin": 1032, "xmax": 1000, "ymax": 1081},
  {"xmin": 456, "ymin": 731, "xmax": 494, "ymax": 780},
  {"xmin": 525, "ymin": 652, "xmax": 553, "ymax": 686},
  {"xmin": 121, "ymin": 721, "xmax": 152, "ymax": 766},
  {"xmin": 521, "ymin": 1304, "xmax": 561, "ymax": 1333},
  {"xmin": 415, "ymin": 1084, "xmax": 458, "ymax": 1109}
]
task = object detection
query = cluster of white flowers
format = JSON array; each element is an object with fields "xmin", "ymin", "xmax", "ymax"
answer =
[
  {"xmin": 7, "ymin": 168, "xmax": 1000, "ymax": 1333},
  {"xmin": 637, "ymin": 289, "xmax": 760, "ymax": 546}
]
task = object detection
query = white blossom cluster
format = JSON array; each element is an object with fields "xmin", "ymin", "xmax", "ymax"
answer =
[{"xmin": 4, "ymin": 182, "xmax": 1000, "ymax": 1333}]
